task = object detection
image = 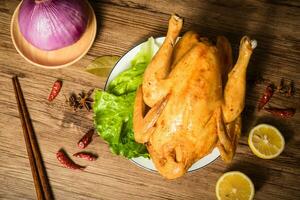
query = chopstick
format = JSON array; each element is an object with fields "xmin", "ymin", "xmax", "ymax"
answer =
[{"xmin": 12, "ymin": 76, "xmax": 53, "ymax": 200}]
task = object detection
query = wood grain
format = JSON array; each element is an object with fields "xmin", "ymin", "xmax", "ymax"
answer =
[{"xmin": 0, "ymin": 0, "xmax": 299, "ymax": 199}]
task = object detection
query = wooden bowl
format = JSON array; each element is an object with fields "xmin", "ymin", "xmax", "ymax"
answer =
[{"xmin": 10, "ymin": 1, "xmax": 97, "ymax": 69}]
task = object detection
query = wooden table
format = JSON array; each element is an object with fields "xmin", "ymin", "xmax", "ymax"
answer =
[{"xmin": 0, "ymin": 0, "xmax": 299, "ymax": 199}]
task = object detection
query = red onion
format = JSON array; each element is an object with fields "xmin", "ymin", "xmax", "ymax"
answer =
[{"xmin": 18, "ymin": 0, "xmax": 88, "ymax": 51}]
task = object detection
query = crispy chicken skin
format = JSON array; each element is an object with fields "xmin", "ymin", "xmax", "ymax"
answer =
[{"xmin": 134, "ymin": 14, "xmax": 256, "ymax": 179}]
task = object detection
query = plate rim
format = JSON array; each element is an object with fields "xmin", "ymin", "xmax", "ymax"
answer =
[{"xmin": 104, "ymin": 37, "xmax": 220, "ymax": 173}]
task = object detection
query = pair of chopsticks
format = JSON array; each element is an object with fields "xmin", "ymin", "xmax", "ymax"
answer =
[{"xmin": 12, "ymin": 76, "xmax": 53, "ymax": 200}]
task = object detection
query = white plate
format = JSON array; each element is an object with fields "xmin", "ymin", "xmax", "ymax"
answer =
[{"xmin": 105, "ymin": 37, "xmax": 220, "ymax": 172}]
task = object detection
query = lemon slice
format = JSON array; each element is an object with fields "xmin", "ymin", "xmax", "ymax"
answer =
[
  {"xmin": 248, "ymin": 124, "xmax": 285, "ymax": 159},
  {"xmin": 216, "ymin": 171, "xmax": 255, "ymax": 200}
]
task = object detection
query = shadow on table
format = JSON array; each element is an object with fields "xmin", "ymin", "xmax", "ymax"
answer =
[
  {"xmin": 226, "ymin": 162, "xmax": 270, "ymax": 191},
  {"xmin": 187, "ymin": 0, "xmax": 278, "ymax": 134},
  {"xmin": 189, "ymin": 0, "xmax": 284, "ymax": 192}
]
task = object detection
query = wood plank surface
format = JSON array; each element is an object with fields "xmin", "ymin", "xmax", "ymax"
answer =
[{"xmin": 0, "ymin": 0, "xmax": 299, "ymax": 199}]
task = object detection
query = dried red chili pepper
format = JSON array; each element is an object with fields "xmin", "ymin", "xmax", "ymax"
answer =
[
  {"xmin": 258, "ymin": 84, "xmax": 275, "ymax": 110},
  {"xmin": 48, "ymin": 80, "xmax": 63, "ymax": 101},
  {"xmin": 78, "ymin": 128, "xmax": 95, "ymax": 149},
  {"xmin": 264, "ymin": 107, "xmax": 296, "ymax": 118},
  {"xmin": 56, "ymin": 149, "xmax": 85, "ymax": 170},
  {"xmin": 73, "ymin": 152, "xmax": 98, "ymax": 161}
]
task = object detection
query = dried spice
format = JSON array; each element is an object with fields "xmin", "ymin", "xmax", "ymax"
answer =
[
  {"xmin": 78, "ymin": 128, "xmax": 95, "ymax": 149},
  {"xmin": 56, "ymin": 149, "xmax": 85, "ymax": 170},
  {"xmin": 66, "ymin": 93, "xmax": 80, "ymax": 111},
  {"xmin": 250, "ymin": 76, "xmax": 295, "ymax": 98},
  {"xmin": 277, "ymin": 78, "xmax": 284, "ymax": 91},
  {"xmin": 264, "ymin": 107, "xmax": 296, "ymax": 118},
  {"xmin": 78, "ymin": 90, "xmax": 94, "ymax": 111},
  {"xmin": 66, "ymin": 89, "xmax": 94, "ymax": 111},
  {"xmin": 258, "ymin": 84, "xmax": 275, "ymax": 110},
  {"xmin": 48, "ymin": 80, "xmax": 63, "ymax": 101},
  {"xmin": 288, "ymin": 81, "xmax": 295, "ymax": 97},
  {"xmin": 256, "ymin": 78, "xmax": 296, "ymax": 117},
  {"xmin": 73, "ymin": 152, "xmax": 98, "ymax": 161},
  {"xmin": 276, "ymin": 79, "xmax": 295, "ymax": 97}
]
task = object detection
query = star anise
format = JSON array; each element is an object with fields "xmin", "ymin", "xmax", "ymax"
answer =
[
  {"xmin": 78, "ymin": 89, "xmax": 94, "ymax": 111},
  {"xmin": 66, "ymin": 89, "xmax": 94, "ymax": 111}
]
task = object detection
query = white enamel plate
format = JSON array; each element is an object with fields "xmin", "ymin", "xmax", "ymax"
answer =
[{"xmin": 105, "ymin": 37, "xmax": 220, "ymax": 172}]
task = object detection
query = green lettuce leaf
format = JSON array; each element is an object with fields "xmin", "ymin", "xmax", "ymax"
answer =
[
  {"xmin": 93, "ymin": 90, "xmax": 148, "ymax": 158},
  {"xmin": 107, "ymin": 37, "xmax": 155, "ymax": 95},
  {"xmin": 93, "ymin": 37, "xmax": 158, "ymax": 158}
]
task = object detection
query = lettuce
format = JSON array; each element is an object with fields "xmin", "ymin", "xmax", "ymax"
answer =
[
  {"xmin": 93, "ymin": 37, "xmax": 158, "ymax": 158},
  {"xmin": 93, "ymin": 91, "xmax": 148, "ymax": 158},
  {"xmin": 107, "ymin": 37, "xmax": 155, "ymax": 95}
]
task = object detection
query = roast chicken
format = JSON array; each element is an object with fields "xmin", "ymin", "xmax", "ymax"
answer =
[{"xmin": 133, "ymin": 14, "xmax": 256, "ymax": 179}]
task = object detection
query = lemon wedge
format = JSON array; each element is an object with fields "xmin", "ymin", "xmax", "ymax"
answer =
[
  {"xmin": 216, "ymin": 171, "xmax": 255, "ymax": 200},
  {"xmin": 248, "ymin": 124, "xmax": 285, "ymax": 159}
]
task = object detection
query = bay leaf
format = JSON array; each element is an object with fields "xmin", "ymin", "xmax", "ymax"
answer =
[{"xmin": 86, "ymin": 55, "xmax": 120, "ymax": 77}]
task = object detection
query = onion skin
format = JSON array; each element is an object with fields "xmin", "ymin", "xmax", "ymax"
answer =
[{"xmin": 18, "ymin": 0, "xmax": 88, "ymax": 51}]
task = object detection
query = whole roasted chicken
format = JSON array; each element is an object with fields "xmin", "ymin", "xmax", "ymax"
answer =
[{"xmin": 133, "ymin": 14, "xmax": 256, "ymax": 179}]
